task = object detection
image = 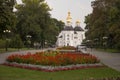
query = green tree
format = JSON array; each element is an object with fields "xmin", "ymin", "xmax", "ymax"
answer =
[
  {"xmin": 52, "ymin": 18, "xmax": 65, "ymax": 32},
  {"xmin": 0, "ymin": 39, "xmax": 5, "ymax": 48},
  {"xmin": 43, "ymin": 18, "xmax": 65, "ymax": 47},
  {"xmin": 16, "ymin": 0, "xmax": 64, "ymax": 48},
  {"xmin": 85, "ymin": 0, "xmax": 120, "ymax": 49},
  {"xmin": 10, "ymin": 35, "xmax": 24, "ymax": 49},
  {"xmin": 16, "ymin": 0, "xmax": 51, "ymax": 48},
  {"xmin": 0, "ymin": 0, "xmax": 16, "ymax": 38}
]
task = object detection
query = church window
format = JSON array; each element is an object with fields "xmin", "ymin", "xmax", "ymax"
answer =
[
  {"xmin": 74, "ymin": 37, "xmax": 78, "ymax": 39},
  {"xmin": 67, "ymin": 38, "xmax": 69, "ymax": 40},
  {"xmin": 74, "ymin": 31, "xmax": 77, "ymax": 34},
  {"xmin": 67, "ymin": 34, "xmax": 69, "ymax": 37}
]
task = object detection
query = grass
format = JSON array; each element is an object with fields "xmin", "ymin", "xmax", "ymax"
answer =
[
  {"xmin": 105, "ymin": 49, "xmax": 120, "ymax": 53},
  {"xmin": 96, "ymin": 48, "xmax": 120, "ymax": 53},
  {"xmin": 0, "ymin": 48, "xmax": 34, "ymax": 54},
  {"xmin": 0, "ymin": 65, "xmax": 120, "ymax": 80}
]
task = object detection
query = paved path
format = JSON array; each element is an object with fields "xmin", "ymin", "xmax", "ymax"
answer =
[
  {"xmin": 82, "ymin": 48, "xmax": 120, "ymax": 72},
  {"xmin": 0, "ymin": 48, "xmax": 120, "ymax": 72}
]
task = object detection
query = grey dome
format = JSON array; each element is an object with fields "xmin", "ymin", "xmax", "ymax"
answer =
[
  {"xmin": 63, "ymin": 26, "xmax": 74, "ymax": 31},
  {"xmin": 74, "ymin": 26, "xmax": 84, "ymax": 31}
]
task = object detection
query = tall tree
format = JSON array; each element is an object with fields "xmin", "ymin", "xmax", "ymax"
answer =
[
  {"xmin": 16, "ymin": 0, "xmax": 63, "ymax": 48},
  {"xmin": 85, "ymin": 0, "xmax": 120, "ymax": 49},
  {"xmin": 44, "ymin": 18, "xmax": 65, "ymax": 47},
  {"xmin": 0, "ymin": 0, "xmax": 16, "ymax": 38},
  {"xmin": 16, "ymin": 0, "xmax": 51, "ymax": 47},
  {"xmin": 52, "ymin": 18, "xmax": 65, "ymax": 32}
]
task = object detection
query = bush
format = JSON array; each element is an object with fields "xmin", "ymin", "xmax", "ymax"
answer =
[
  {"xmin": 115, "ymin": 42, "xmax": 120, "ymax": 50},
  {"xmin": 10, "ymin": 35, "xmax": 24, "ymax": 49},
  {"xmin": 57, "ymin": 46, "xmax": 76, "ymax": 50},
  {"xmin": 0, "ymin": 39, "xmax": 5, "ymax": 48}
]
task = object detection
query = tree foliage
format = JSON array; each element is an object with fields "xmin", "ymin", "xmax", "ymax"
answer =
[
  {"xmin": 10, "ymin": 35, "xmax": 24, "ymax": 49},
  {"xmin": 0, "ymin": 0, "xmax": 65, "ymax": 49},
  {"xmin": 15, "ymin": 0, "xmax": 64, "ymax": 48},
  {"xmin": 0, "ymin": 0, "xmax": 16, "ymax": 38},
  {"xmin": 85, "ymin": 0, "xmax": 120, "ymax": 49}
]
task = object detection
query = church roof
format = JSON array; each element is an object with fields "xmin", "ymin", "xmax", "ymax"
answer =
[
  {"xmin": 63, "ymin": 26, "xmax": 74, "ymax": 31},
  {"xmin": 74, "ymin": 26, "xmax": 84, "ymax": 31}
]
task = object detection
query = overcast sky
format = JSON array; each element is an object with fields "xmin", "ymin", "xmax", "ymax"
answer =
[{"xmin": 16, "ymin": 0, "xmax": 95, "ymax": 28}]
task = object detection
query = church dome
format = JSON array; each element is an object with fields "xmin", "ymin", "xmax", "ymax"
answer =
[
  {"xmin": 63, "ymin": 26, "xmax": 74, "ymax": 31},
  {"xmin": 74, "ymin": 26, "xmax": 84, "ymax": 31},
  {"xmin": 74, "ymin": 20, "xmax": 84, "ymax": 31}
]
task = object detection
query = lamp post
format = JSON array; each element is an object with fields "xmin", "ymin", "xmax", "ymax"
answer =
[
  {"xmin": 103, "ymin": 36, "xmax": 108, "ymax": 50},
  {"xmin": 86, "ymin": 40, "xmax": 93, "ymax": 51},
  {"xmin": 3, "ymin": 29, "xmax": 11, "ymax": 51},
  {"xmin": 26, "ymin": 35, "xmax": 32, "ymax": 49},
  {"xmin": 94, "ymin": 38, "xmax": 98, "ymax": 48}
]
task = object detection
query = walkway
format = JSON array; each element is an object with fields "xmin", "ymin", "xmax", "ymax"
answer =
[{"xmin": 82, "ymin": 48, "xmax": 120, "ymax": 72}]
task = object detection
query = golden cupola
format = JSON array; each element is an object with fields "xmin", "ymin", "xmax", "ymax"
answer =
[
  {"xmin": 76, "ymin": 20, "xmax": 80, "ymax": 26},
  {"xmin": 66, "ymin": 12, "xmax": 72, "ymax": 25}
]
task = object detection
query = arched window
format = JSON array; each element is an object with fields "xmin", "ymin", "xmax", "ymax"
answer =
[{"xmin": 67, "ymin": 34, "xmax": 69, "ymax": 37}]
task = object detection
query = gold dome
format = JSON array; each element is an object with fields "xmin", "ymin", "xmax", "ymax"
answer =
[
  {"xmin": 76, "ymin": 20, "xmax": 80, "ymax": 26},
  {"xmin": 76, "ymin": 20, "xmax": 80, "ymax": 24},
  {"xmin": 66, "ymin": 12, "xmax": 72, "ymax": 23}
]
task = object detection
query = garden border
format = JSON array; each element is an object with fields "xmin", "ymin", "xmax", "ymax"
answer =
[{"xmin": 2, "ymin": 62, "xmax": 104, "ymax": 72}]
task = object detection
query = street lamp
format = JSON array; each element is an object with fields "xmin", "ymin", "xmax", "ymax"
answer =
[
  {"xmin": 3, "ymin": 29, "xmax": 11, "ymax": 51},
  {"xmin": 3, "ymin": 30, "xmax": 11, "ymax": 33},
  {"xmin": 26, "ymin": 35, "xmax": 32, "ymax": 38},
  {"xmin": 26, "ymin": 35, "xmax": 32, "ymax": 48},
  {"xmin": 103, "ymin": 36, "xmax": 108, "ymax": 50},
  {"xmin": 94, "ymin": 38, "xmax": 98, "ymax": 48},
  {"xmin": 103, "ymin": 36, "xmax": 108, "ymax": 39},
  {"xmin": 86, "ymin": 39, "xmax": 93, "ymax": 51}
]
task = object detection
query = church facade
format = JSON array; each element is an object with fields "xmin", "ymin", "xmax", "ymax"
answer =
[{"xmin": 56, "ymin": 12, "xmax": 85, "ymax": 47}]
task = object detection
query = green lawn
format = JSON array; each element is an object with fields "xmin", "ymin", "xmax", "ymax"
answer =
[
  {"xmin": 105, "ymin": 49, "xmax": 120, "ymax": 53},
  {"xmin": 0, "ymin": 48, "xmax": 34, "ymax": 53},
  {"xmin": 96, "ymin": 48, "xmax": 120, "ymax": 53},
  {"xmin": 0, "ymin": 65, "xmax": 120, "ymax": 80}
]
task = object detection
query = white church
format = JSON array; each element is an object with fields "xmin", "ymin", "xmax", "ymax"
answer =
[{"xmin": 56, "ymin": 12, "xmax": 85, "ymax": 47}]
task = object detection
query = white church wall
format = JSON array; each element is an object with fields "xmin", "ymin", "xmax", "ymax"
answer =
[
  {"xmin": 56, "ymin": 30, "xmax": 85, "ymax": 47},
  {"xmin": 62, "ymin": 31, "xmax": 74, "ymax": 46}
]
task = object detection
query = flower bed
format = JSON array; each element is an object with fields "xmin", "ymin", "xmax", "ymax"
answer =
[
  {"xmin": 7, "ymin": 51, "xmax": 100, "ymax": 66},
  {"xmin": 5, "ymin": 51, "xmax": 103, "ymax": 72},
  {"xmin": 56, "ymin": 46, "xmax": 76, "ymax": 50},
  {"xmin": 2, "ymin": 62, "xmax": 103, "ymax": 72}
]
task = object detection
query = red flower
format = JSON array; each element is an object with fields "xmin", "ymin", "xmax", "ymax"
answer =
[{"xmin": 6, "ymin": 51, "xmax": 100, "ymax": 66}]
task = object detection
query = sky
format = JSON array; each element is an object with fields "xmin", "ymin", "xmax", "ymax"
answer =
[{"xmin": 16, "ymin": 0, "xmax": 95, "ymax": 28}]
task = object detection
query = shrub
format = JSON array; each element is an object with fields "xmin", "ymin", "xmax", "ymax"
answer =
[
  {"xmin": 57, "ymin": 46, "xmax": 76, "ymax": 50},
  {"xmin": 0, "ymin": 39, "xmax": 5, "ymax": 48},
  {"xmin": 10, "ymin": 35, "xmax": 24, "ymax": 49}
]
